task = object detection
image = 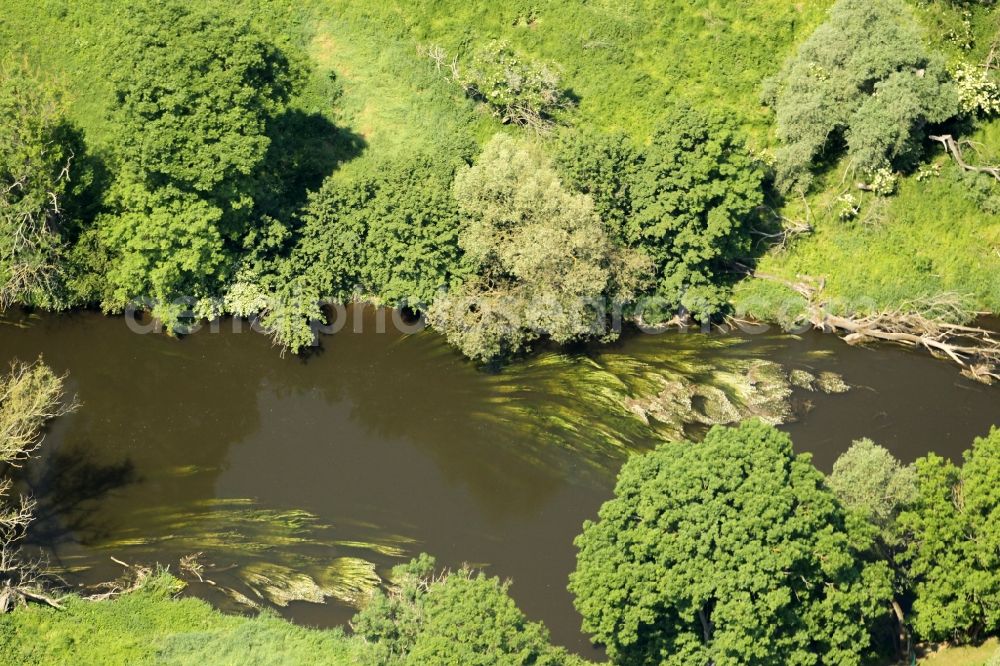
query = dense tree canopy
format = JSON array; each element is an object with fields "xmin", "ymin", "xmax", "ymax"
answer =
[
  {"xmin": 352, "ymin": 554, "xmax": 585, "ymax": 666},
  {"xmin": 95, "ymin": 1, "xmax": 298, "ymax": 324},
  {"xmin": 428, "ymin": 133, "xmax": 649, "ymax": 362},
  {"xmin": 898, "ymin": 428, "xmax": 1000, "ymax": 643},
  {"xmin": 570, "ymin": 420, "xmax": 892, "ymax": 666},
  {"xmin": 765, "ymin": 0, "xmax": 957, "ymax": 192},
  {"xmin": 0, "ymin": 60, "xmax": 78, "ymax": 309},
  {"xmin": 552, "ymin": 128, "xmax": 637, "ymax": 242},
  {"xmin": 828, "ymin": 439, "xmax": 919, "ymax": 655},
  {"xmin": 107, "ymin": 2, "xmax": 297, "ymax": 198},
  {"xmin": 257, "ymin": 153, "xmax": 465, "ymax": 352},
  {"xmin": 627, "ymin": 107, "xmax": 765, "ymax": 321}
]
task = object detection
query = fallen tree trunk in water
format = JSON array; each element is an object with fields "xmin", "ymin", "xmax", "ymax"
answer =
[{"xmin": 751, "ymin": 273, "xmax": 1000, "ymax": 385}]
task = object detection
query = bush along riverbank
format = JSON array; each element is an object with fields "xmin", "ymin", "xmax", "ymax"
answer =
[{"xmin": 1, "ymin": 0, "xmax": 999, "ymax": 379}]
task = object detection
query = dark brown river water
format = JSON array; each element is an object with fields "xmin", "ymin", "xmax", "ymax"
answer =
[{"xmin": 0, "ymin": 307, "xmax": 997, "ymax": 656}]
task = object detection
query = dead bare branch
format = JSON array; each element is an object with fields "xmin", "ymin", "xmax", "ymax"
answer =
[
  {"xmin": 930, "ymin": 134, "xmax": 1000, "ymax": 183},
  {"xmin": 752, "ymin": 273, "xmax": 1000, "ymax": 384}
]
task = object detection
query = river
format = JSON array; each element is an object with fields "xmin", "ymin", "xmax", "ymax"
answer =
[{"xmin": 0, "ymin": 306, "xmax": 997, "ymax": 656}]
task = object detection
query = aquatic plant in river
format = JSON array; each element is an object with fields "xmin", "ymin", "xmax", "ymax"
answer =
[
  {"xmin": 471, "ymin": 331, "xmax": 850, "ymax": 475},
  {"xmin": 54, "ymin": 498, "xmax": 411, "ymax": 611}
]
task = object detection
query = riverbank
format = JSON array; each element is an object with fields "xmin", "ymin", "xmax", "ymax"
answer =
[
  {"xmin": 1, "ymin": 307, "xmax": 998, "ymax": 653},
  {"xmin": 3, "ymin": 578, "xmax": 996, "ymax": 665},
  {"xmin": 3, "ymin": 0, "xmax": 998, "ymax": 351}
]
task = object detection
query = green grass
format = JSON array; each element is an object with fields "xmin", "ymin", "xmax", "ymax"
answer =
[
  {"xmin": 920, "ymin": 638, "xmax": 999, "ymax": 666},
  {"xmin": 734, "ymin": 119, "xmax": 1000, "ymax": 321},
  {"xmin": 2, "ymin": 582, "xmax": 996, "ymax": 666},
  {"xmin": 0, "ymin": 574, "xmax": 371, "ymax": 665},
  {"xmin": 5, "ymin": 0, "xmax": 997, "ymax": 320}
]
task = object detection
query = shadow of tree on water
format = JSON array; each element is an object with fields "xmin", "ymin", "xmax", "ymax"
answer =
[{"xmin": 24, "ymin": 445, "xmax": 137, "ymax": 548}]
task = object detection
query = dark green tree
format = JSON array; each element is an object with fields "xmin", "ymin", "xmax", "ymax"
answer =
[
  {"xmin": 569, "ymin": 420, "xmax": 893, "ymax": 666},
  {"xmin": 257, "ymin": 153, "xmax": 465, "ymax": 353},
  {"xmin": 898, "ymin": 428, "xmax": 1000, "ymax": 643},
  {"xmin": 764, "ymin": 0, "xmax": 957, "ymax": 192},
  {"xmin": 627, "ymin": 106, "xmax": 764, "ymax": 322},
  {"xmin": 552, "ymin": 127, "xmax": 637, "ymax": 242},
  {"xmin": 98, "ymin": 1, "xmax": 299, "ymax": 323},
  {"xmin": 108, "ymin": 1, "xmax": 297, "ymax": 199},
  {"xmin": 352, "ymin": 554, "xmax": 586, "ymax": 666}
]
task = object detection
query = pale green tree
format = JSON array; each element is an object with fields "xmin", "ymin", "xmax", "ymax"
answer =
[
  {"xmin": 829, "ymin": 439, "xmax": 918, "ymax": 544},
  {"xmin": 829, "ymin": 439, "xmax": 919, "ymax": 655},
  {"xmin": 429, "ymin": 133, "xmax": 649, "ymax": 362},
  {"xmin": 765, "ymin": 0, "xmax": 957, "ymax": 192},
  {"xmin": 0, "ymin": 358, "xmax": 76, "ymax": 611}
]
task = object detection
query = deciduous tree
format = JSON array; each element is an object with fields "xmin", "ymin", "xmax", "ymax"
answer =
[
  {"xmin": 429, "ymin": 133, "xmax": 649, "ymax": 362},
  {"xmin": 628, "ymin": 106, "xmax": 764, "ymax": 321},
  {"xmin": 570, "ymin": 420, "xmax": 892, "ymax": 665},
  {"xmin": 98, "ymin": 1, "xmax": 299, "ymax": 324},
  {"xmin": 899, "ymin": 428, "xmax": 1000, "ymax": 643},
  {"xmin": 764, "ymin": 0, "xmax": 957, "ymax": 192}
]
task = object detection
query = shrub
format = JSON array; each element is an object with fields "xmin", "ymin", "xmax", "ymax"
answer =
[
  {"xmin": 765, "ymin": 0, "xmax": 957, "ymax": 192},
  {"xmin": 353, "ymin": 554, "xmax": 586, "ymax": 665},
  {"xmin": 461, "ymin": 40, "xmax": 570, "ymax": 129}
]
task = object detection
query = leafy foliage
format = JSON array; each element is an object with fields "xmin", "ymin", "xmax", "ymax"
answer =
[
  {"xmin": 569, "ymin": 420, "xmax": 892, "ymax": 666},
  {"xmin": 765, "ymin": 0, "xmax": 958, "ymax": 192},
  {"xmin": 428, "ymin": 133, "xmax": 650, "ymax": 362},
  {"xmin": 95, "ymin": 1, "xmax": 299, "ymax": 324},
  {"xmin": 954, "ymin": 64, "xmax": 1000, "ymax": 117},
  {"xmin": 461, "ymin": 40, "xmax": 570, "ymax": 129},
  {"xmin": 107, "ymin": 1, "xmax": 297, "ymax": 198},
  {"xmin": 627, "ymin": 107, "xmax": 765, "ymax": 321},
  {"xmin": 898, "ymin": 428, "xmax": 1000, "ymax": 643},
  {"xmin": 552, "ymin": 127, "xmax": 637, "ymax": 242},
  {"xmin": 352, "ymin": 554, "xmax": 587, "ymax": 666},
  {"xmin": 0, "ymin": 60, "xmax": 78, "ymax": 309},
  {"xmin": 260, "ymin": 153, "xmax": 465, "ymax": 352},
  {"xmin": 829, "ymin": 438, "xmax": 918, "ymax": 546},
  {"xmin": 97, "ymin": 184, "xmax": 228, "ymax": 318}
]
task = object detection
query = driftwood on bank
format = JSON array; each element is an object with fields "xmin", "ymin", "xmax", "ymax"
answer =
[
  {"xmin": 753, "ymin": 273, "xmax": 1000, "ymax": 385},
  {"xmin": 929, "ymin": 134, "xmax": 1000, "ymax": 183}
]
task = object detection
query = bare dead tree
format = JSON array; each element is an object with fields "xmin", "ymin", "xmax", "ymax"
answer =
[
  {"xmin": 930, "ymin": 134, "xmax": 1000, "ymax": 183},
  {"xmin": 416, "ymin": 43, "xmax": 448, "ymax": 74},
  {"xmin": 0, "ymin": 359, "xmax": 78, "ymax": 611},
  {"xmin": 750, "ymin": 206, "xmax": 813, "ymax": 251},
  {"xmin": 82, "ymin": 558, "xmax": 156, "ymax": 602},
  {"xmin": 752, "ymin": 273, "xmax": 1000, "ymax": 384}
]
